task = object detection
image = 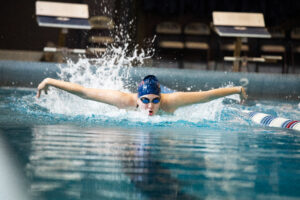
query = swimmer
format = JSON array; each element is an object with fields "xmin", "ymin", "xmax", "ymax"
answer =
[{"xmin": 36, "ymin": 75, "xmax": 247, "ymax": 116}]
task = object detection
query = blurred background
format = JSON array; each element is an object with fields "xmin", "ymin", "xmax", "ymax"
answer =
[{"xmin": 1, "ymin": 0, "xmax": 300, "ymax": 73}]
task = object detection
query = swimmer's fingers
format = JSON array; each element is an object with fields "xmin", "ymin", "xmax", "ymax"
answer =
[
  {"xmin": 36, "ymin": 79, "xmax": 49, "ymax": 98},
  {"xmin": 36, "ymin": 89, "xmax": 41, "ymax": 98},
  {"xmin": 239, "ymin": 87, "xmax": 248, "ymax": 104},
  {"xmin": 44, "ymin": 86, "xmax": 48, "ymax": 95},
  {"xmin": 240, "ymin": 98, "xmax": 246, "ymax": 105},
  {"xmin": 36, "ymin": 87, "xmax": 44, "ymax": 98},
  {"xmin": 36, "ymin": 86, "xmax": 49, "ymax": 98}
]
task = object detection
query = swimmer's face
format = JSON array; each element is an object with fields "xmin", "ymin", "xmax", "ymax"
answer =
[{"xmin": 137, "ymin": 94, "xmax": 161, "ymax": 116}]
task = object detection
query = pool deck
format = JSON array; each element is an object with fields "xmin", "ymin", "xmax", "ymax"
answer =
[{"xmin": 0, "ymin": 60, "xmax": 299, "ymax": 100}]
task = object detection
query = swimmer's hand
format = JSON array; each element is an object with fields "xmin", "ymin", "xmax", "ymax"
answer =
[
  {"xmin": 239, "ymin": 86, "xmax": 248, "ymax": 104},
  {"xmin": 36, "ymin": 78, "xmax": 50, "ymax": 98}
]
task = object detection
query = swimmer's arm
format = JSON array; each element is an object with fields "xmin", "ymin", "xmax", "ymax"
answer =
[
  {"xmin": 36, "ymin": 78, "xmax": 136, "ymax": 108},
  {"xmin": 162, "ymin": 87, "xmax": 247, "ymax": 112}
]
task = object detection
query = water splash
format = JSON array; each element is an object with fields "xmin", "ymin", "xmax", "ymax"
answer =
[
  {"xmin": 34, "ymin": 18, "xmax": 242, "ymax": 124},
  {"xmin": 35, "ymin": 47, "xmax": 243, "ymax": 123},
  {"xmin": 36, "ymin": 63, "xmax": 242, "ymax": 124}
]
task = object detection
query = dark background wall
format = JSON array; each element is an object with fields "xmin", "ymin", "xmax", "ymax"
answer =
[
  {"xmin": 0, "ymin": 0, "xmax": 300, "ymax": 51},
  {"xmin": 138, "ymin": 0, "xmax": 300, "ymax": 37},
  {"xmin": 0, "ymin": 0, "xmax": 83, "ymax": 51}
]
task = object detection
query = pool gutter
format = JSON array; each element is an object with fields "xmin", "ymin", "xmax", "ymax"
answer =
[{"xmin": 0, "ymin": 60, "xmax": 299, "ymax": 100}]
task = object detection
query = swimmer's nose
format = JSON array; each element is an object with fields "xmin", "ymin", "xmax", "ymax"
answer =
[{"xmin": 148, "ymin": 103, "xmax": 154, "ymax": 109}]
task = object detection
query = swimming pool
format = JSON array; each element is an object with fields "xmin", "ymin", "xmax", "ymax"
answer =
[{"xmin": 1, "ymin": 86, "xmax": 299, "ymax": 200}]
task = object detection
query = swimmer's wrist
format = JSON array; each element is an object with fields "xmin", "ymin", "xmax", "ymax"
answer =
[
  {"xmin": 236, "ymin": 86, "xmax": 242, "ymax": 94},
  {"xmin": 44, "ymin": 78, "xmax": 53, "ymax": 86},
  {"xmin": 44, "ymin": 78, "xmax": 50, "ymax": 84}
]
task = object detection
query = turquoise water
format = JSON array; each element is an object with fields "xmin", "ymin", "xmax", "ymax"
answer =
[{"xmin": 0, "ymin": 87, "xmax": 300, "ymax": 200}]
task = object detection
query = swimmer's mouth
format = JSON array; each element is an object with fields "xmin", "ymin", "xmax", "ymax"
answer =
[{"xmin": 148, "ymin": 111, "xmax": 153, "ymax": 116}]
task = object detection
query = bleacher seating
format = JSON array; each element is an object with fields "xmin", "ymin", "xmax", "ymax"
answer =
[
  {"xmin": 183, "ymin": 22, "xmax": 211, "ymax": 69},
  {"xmin": 88, "ymin": 16, "xmax": 115, "ymax": 53},
  {"xmin": 258, "ymin": 27, "xmax": 288, "ymax": 73},
  {"xmin": 155, "ymin": 22, "xmax": 184, "ymax": 68},
  {"xmin": 290, "ymin": 27, "xmax": 300, "ymax": 73}
]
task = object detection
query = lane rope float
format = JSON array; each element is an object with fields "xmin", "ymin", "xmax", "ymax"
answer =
[
  {"xmin": 243, "ymin": 110, "xmax": 300, "ymax": 132},
  {"xmin": 161, "ymin": 85, "xmax": 300, "ymax": 132}
]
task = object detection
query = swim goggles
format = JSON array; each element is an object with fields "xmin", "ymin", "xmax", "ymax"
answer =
[{"xmin": 140, "ymin": 97, "xmax": 160, "ymax": 104}]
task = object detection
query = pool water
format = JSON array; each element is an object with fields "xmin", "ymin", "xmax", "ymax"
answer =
[{"xmin": 0, "ymin": 87, "xmax": 300, "ymax": 200}]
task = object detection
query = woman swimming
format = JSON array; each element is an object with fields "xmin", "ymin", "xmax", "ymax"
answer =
[{"xmin": 37, "ymin": 75, "xmax": 247, "ymax": 116}]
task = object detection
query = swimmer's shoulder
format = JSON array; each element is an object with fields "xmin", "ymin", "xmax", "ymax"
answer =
[
  {"xmin": 116, "ymin": 92, "xmax": 137, "ymax": 108},
  {"xmin": 160, "ymin": 93, "xmax": 182, "ymax": 113}
]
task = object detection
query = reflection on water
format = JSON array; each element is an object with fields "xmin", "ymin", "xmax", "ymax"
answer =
[
  {"xmin": 121, "ymin": 130, "xmax": 199, "ymax": 200},
  {"xmin": 1, "ymin": 124, "xmax": 296, "ymax": 200},
  {"xmin": 26, "ymin": 125, "xmax": 200, "ymax": 199},
  {"xmin": 1, "ymin": 89, "xmax": 300, "ymax": 199}
]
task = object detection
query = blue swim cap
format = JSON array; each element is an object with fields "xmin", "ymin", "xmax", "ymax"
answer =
[{"xmin": 138, "ymin": 75, "xmax": 161, "ymax": 97}]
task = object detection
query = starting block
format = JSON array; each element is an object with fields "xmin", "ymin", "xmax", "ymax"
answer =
[
  {"xmin": 212, "ymin": 12, "xmax": 272, "ymax": 71},
  {"xmin": 212, "ymin": 12, "xmax": 270, "ymax": 38},
  {"xmin": 36, "ymin": 1, "xmax": 91, "ymax": 29}
]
